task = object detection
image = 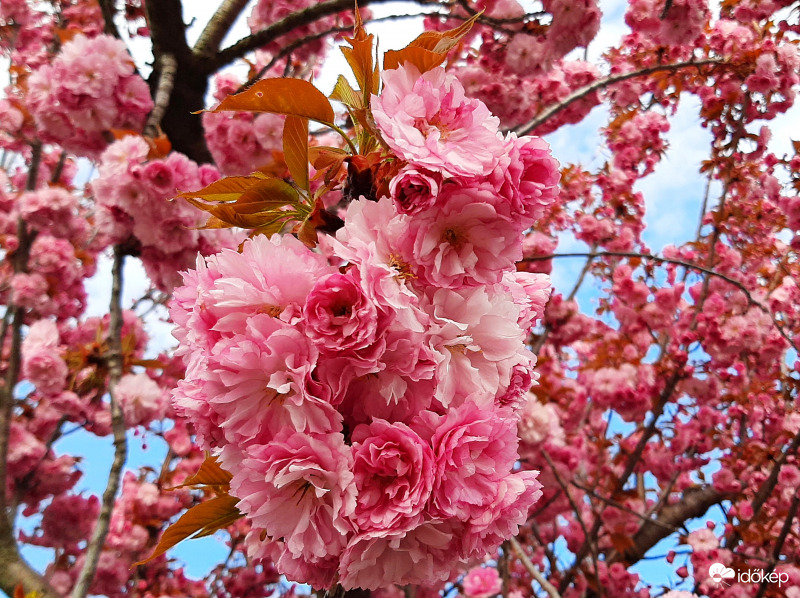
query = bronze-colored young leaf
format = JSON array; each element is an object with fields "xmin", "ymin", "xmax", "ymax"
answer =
[
  {"xmin": 384, "ymin": 11, "xmax": 483, "ymax": 73},
  {"xmin": 173, "ymin": 453, "xmax": 233, "ymax": 491},
  {"xmin": 191, "ymin": 201, "xmax": 299, "ymax": 230},
  {"xmin": 235, "ymin": 177, "xmax": 300, "ymax": 210},
  {"xmin": 296, "ymin": 197, "xmax": 344, "ymax": 247},
  {"xmin": 253, "ymin": 216, "xmax": 292, "ymax": 238},
  {"xmin": 309, "ymin": 146, "xmax": 348, "ymax": 185},
  {"xmin": 133, "ymin": 494, "xmax": 241, "ymax": 566},
  {"xmin": 330, "ymin": 75, "xmax": 363, "ymax": 110},
  {"xmin": 406, "ymin": 12, "xmax": 483, "ymax": 54},
  {"xmin": 207, "ymin": 78, "xmax": 335, "ymax": 125},
  {"xmin": 383, "ymin": 46, "xmax": 446, "ymax": 74},
  {"xmin": 283, "ymin": 115, "xmax": 309, "ymax": 191},
  {"xmin": 176, "ymin": 173, "xmax": 270, "ymax": 204},
  {"xmin": 341, "ymin": 9, "xmax": 376, "ymax": 104}
]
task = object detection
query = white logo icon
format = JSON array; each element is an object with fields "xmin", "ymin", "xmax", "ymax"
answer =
[{"xmin": 709, "ymin": 562, "xmax": 736, "ymax": 586}]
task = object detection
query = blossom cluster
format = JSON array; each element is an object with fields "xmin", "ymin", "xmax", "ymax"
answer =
[
  {"xmin": 92, "ymin": 135, "xmax": 239, "ymax": 291},
  {"xmin": 26, "ymin": 33, "xmax": 152, "ymax": 158},
  {"xmin": 171, "ymin": 64, "xmax": 558, "ymax": 590}
]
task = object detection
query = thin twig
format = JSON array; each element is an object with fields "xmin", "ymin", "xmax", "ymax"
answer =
[
  {"xmin": 510, "ymin": 537, "xmax": 561, "ymax": 598},
  {"xmin": 211, "ymin": 0, "xmax": 389, "ymax": 70},
  {"xmin": 530, "ymin": 243, "xmax": 596, "ymax": 355},
  {"xmin": 542, "ymin": 449, "xmax": 601, "ymax": 593},
  {"xmin": 499, "ymin": 541, "xmax": 510, "ymax": 598},
  {"xmin": 71, "ymin": 246, "xmax": 129, "ymax": 598},
  {"xmin": 513, "ymin": 59, "xmax": 722, "ymax": 136},
  {"xmin": 726, "ymin": 429, "xmax": 800, "ymax": 551},
  {"xmin": 522, "ymin": 250, "xmax": 797, "ymax": 351},
  {"xmin": 570, "ymin": 480, "xmax": 680, "ymax": 535}
]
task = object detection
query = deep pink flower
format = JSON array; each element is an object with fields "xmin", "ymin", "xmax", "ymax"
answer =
[
  {"xmin": 197, "ymin": 233, "xmax": 334, "ymax": 333},
  {"xmin": 462, "ymin": 566, "xmax": 502, "ymax": 598},
  {"xmin": 415, "ymin": 403, "xmax": 520, "ymax": 521},
  {"xmin": 501, "ymin": 271, "xmax": 552, "ymax": 332},
  {"xmin": 351, "ymin": 419, "xmax": 435, "ymax": 531},
  {"xmin": 332, "ymin": 198, "xmax": 427, "ymax": 328},
  {"xmin": 333, "ymin": 323, "xmax": 438, "ymax": 427},
  {"xmin": 207, "ymin": 314, "xmax": 339, "ymax": 447},
  {"xmin": 115, "ymin": 373, "xmax": 167, "ymax": 428},
  {"xmin": 303, "ymin": 271, "xmax": 381, "ymax": 354},
  {"xmin": 22, "ymin": 320, "xmax": 67, "ymax": 396},
  {"xmin": 389, "ymin": 167, "xmax": 442, "ymax": 215},
  {"xmin": 424, "ymin": 286, "xmax": 529, "ymax": 408},
  {"xmin": 461, "ymin": 470, "xmax": 543, "ymax": 557},
  {"xmin": 491, "ymin": 133, "xmax": 561, "ymax": 227}
]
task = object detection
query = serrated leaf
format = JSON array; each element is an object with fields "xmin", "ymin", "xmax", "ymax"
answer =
[
  {"xmin": 384, "ymin": 12, "xmax": 482, "ymax": 74},
  {"xmin": 190, "ymin": 202, "xmax": 298, "ymax": 229},
  {"xmin": 330, "ymin": 75, "xmax": 363, "ymax": 110},
  {"xmin": 283, "ymin": 115, "xmax": 309, "ymax": 191},
  {"xmin": 195, "ymin": 215, "xmax": 232, "ymax": 230},
  {"xmin": 383, "ymin": 46, "xmax": 447, "ymax": 74},
  {"xmin": 133, "ymin": 494, "xmax": 241, "ymax": 566},
  {"xmin": 340, "ymin": 9, "xmax": 376, "ymax": 105},
  {"xmin": 235, "ymin": 178, "xmax": 300, "ymax": 210},
  {"xmin": 173, "ymin": 454, "xmax": 233, "ymax": 490},
  {"xmin": 308, "ymin": 146, "xmax": 348, "ymax": 162},
  {"xmin": 207, "ymin": 78, "xmax": 335, "ymax": 125},
  {"xmin": 309, "ymin": 147, "xmax": 348, "ymax": 185},
  {"xmin": 176, "ymin": 174, "xmax": 270, "ymax": 204},
  {"xmin": 407, "ymin": 12, "xmax": 482, "ymax": 53},
  {"xmin": 253, "ymin": 217, "xmax": 291, "ymax": 238}
]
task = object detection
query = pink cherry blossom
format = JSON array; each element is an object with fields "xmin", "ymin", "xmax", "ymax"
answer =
[
  {"xmin": 232, "ymin": 429, "xmax": 356, "ymax": 571},
  {"xmin": 372, "ymin": 65, "xmax": 505, "ymax": 178},
  {"xmin": 351, "ymin": 419, "xmax": 435, "ymax": 531},
  {"xmin": 462, "ymin": 566, "xmax": 502, "ymax": 598},
  {"xmin": 400, "ymin": 186, "xmax": 522, "ymax": 289},
  {"xmin": 303, "ymin": 270, "xmax": 381, "ymax": 354}
]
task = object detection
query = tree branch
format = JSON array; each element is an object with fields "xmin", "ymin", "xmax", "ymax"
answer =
[
  {"xmin": 513, "ymin": 59, "xmax": 722, "ymax": 136},
  {"xmin": 145, "ymin": 53, "xmax": 178, "ymax": 136},
  {"xmin": 209, "ymin": 0, "xmax": 406, "ymax": 72},
  {"xmin": 725, "ymin": 429, "xmax": 800, "ymax": 551},
  {"xmin": 98, "ymin": 0, "xmax": 122, "ymax": 38},
  {"xmin": 71, "ymin": 246, "xmax": 129, "ymax": 598},
  {"xmin": 617, "ymin": 486, "xmax": 730, "ymax": 564},
  {"xmin": 193, "ymin": 0, "xmax": 251, "ymax": 56}
]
